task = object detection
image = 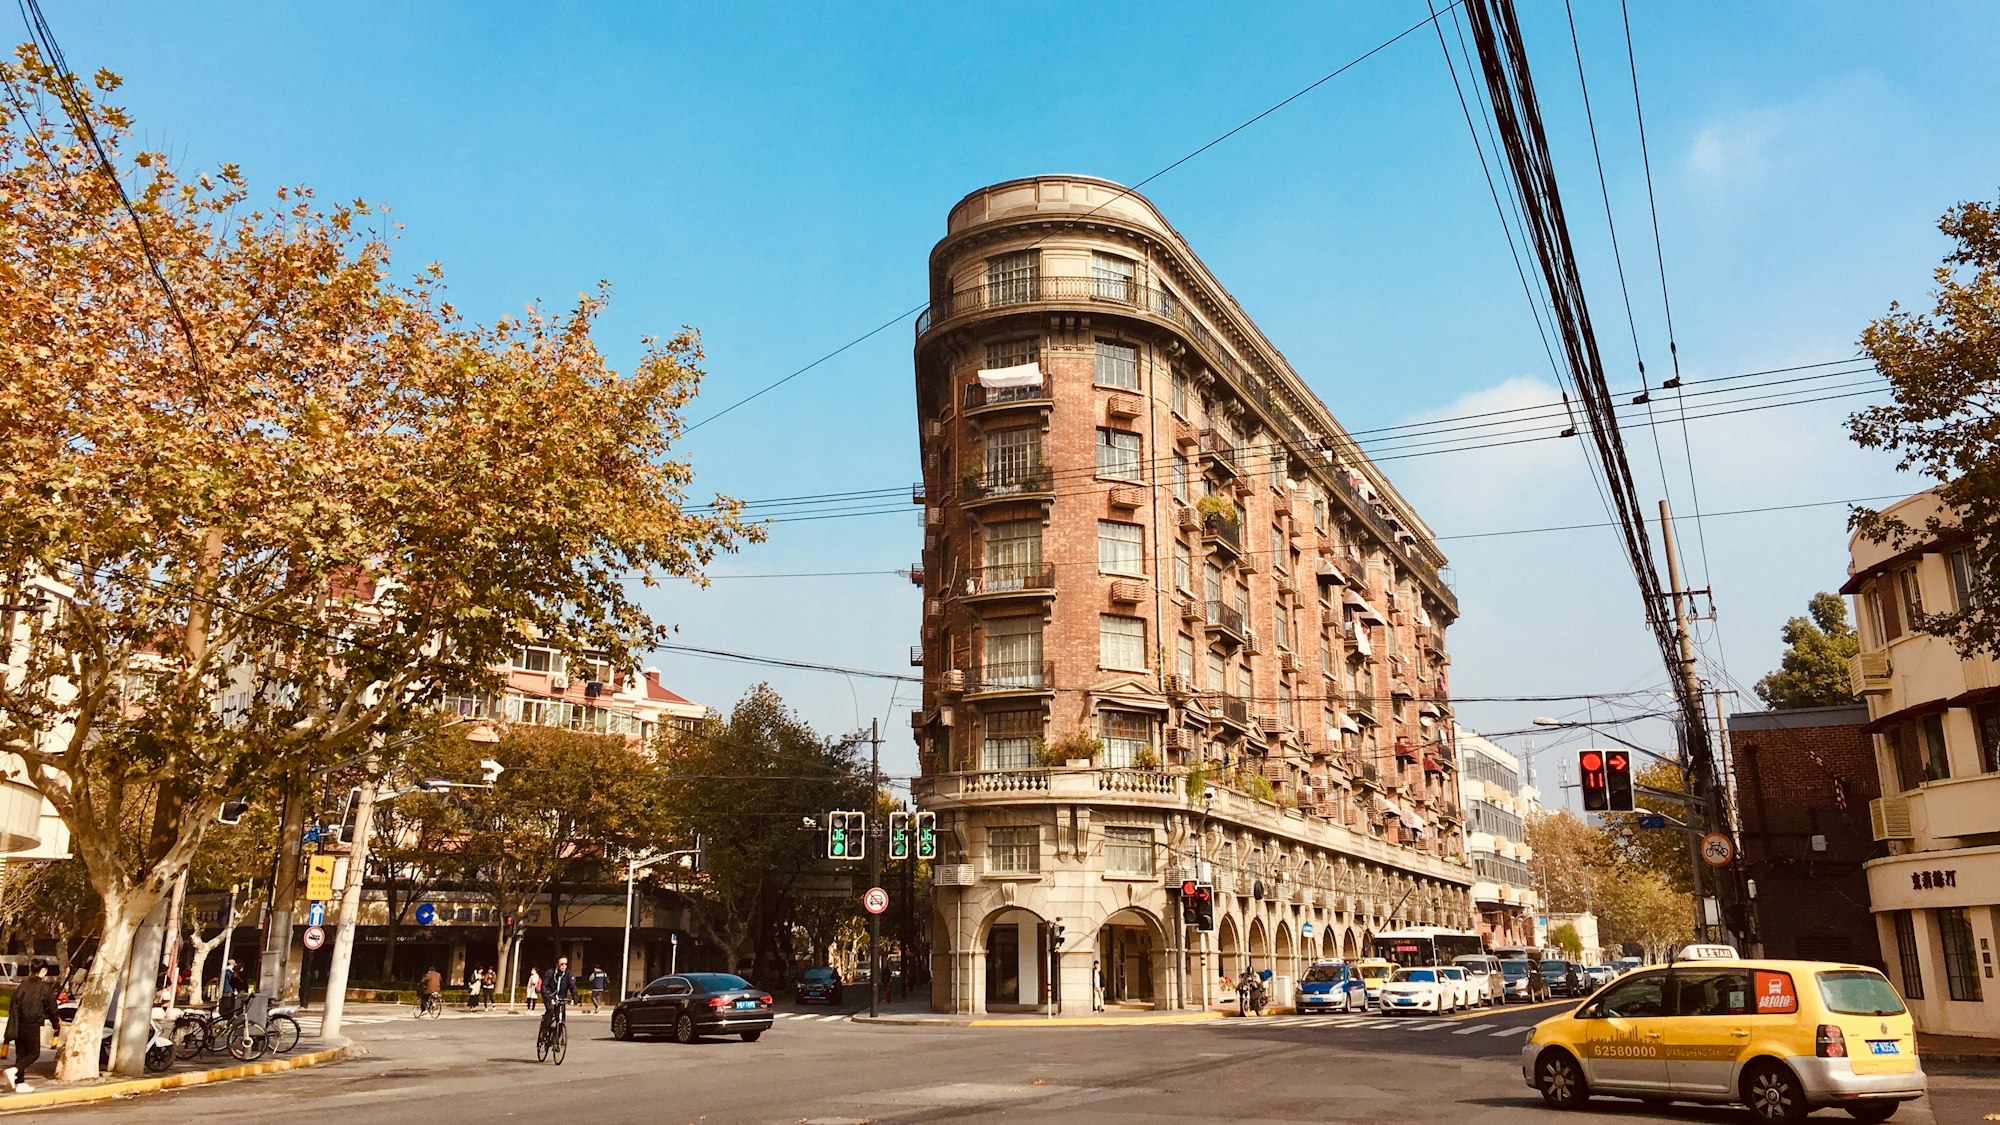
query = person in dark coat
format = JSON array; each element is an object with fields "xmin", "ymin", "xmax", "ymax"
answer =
[{"xmin": 5, "ymin": 962, "xmax": 59, "ymax": 1093}]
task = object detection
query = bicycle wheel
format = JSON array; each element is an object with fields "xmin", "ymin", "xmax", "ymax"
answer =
[
  {"xmin": 173, "ymin": 1015, "xmax": 209, "ymax": 1059},
  {"xmin": 535, "ymin": 1026, "xmax": 550, "ymax": 1062},
  {"xmin": 266, "ymin": 1014, "xmax": 301, "ymax": 1053},
  {"xmin": 550, "ymin": 1023, "xmax": 567, "ymax": 1066},
  {"xmin": 228, "ymin": 1020, "xmax": 268, "ymax": 1062},
  {"xmin": 426, "ymin": 995, "xmax": 442, "ymax": 1019}
]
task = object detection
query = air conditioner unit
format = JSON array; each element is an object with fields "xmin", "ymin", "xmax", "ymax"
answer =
[
  {"xmin": 1850, "ymin": 652, "xmax": 1893, "ymax": 695},
  {"xmin": 1869, "ymin": 796, "xmax": 1913, "ymax": 841},
  {"xmin": 1280, "ymin": 652, "xmax": 1301, "ymax": 673},
  {"xmin": 1110, "ymin": 580, "xmax": 1145, "ymax": 604},
  {"xmin": 1177, "ymin": 504, "xmax": 1200, "ymax": 531},
  {"xmin": 934, "ymin": 863, "xmax": 976, "ymax": 887},
  {"xmin": 925, "ymin": 507, "xmax": 944, "ymax": 527},
  {"xmin": 1163, "ymin": 674, "xmax": 1191, "ymax": 697},
  {"xmin": 548, "ymin": 674, "xmax": 570, "ymax": 691},
  {"xmin": 1244, "ymin": 630, "xmax": 1262, "ymax": 654},
  {"xmin": 1165, "ymin": 728, "xmax": 1197, "ymax": 752},
  {"xmin": 925, "ymin": 419, "xmax": 944, "ymax": 440},
  {"xmin": 942, "ymin": 669, "xmax": 965, "ymax": 693}
]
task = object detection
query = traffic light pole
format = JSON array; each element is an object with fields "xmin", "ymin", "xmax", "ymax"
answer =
[{"xmin": 866, "ymin": 719, "xmax": 882, "ymax": 1020}]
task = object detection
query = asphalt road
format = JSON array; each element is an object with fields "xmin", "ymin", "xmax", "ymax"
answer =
[{"xmin": 30, "ymin": 1001, "xmax": 1997, "ymax": 1124}]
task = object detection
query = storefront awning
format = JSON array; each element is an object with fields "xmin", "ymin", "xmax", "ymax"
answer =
[{"xmin": 977, "ymin": 361, "xmax": 1044, "ymax": 389}]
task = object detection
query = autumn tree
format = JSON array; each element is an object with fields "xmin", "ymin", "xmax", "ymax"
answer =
[
  {"xmin": 1598, "ymin": 759, "xmax": 1695, "ymax": 894},
  {"xmin": 1754, "ymin": 593, "xmax": 1860, "ymax": 710},
  {"xmin": 1548, "ymin": 921, "xmax": 1582, "ymax": 956},
  {"xmin": 0, "ymin": 859, "xmax": 100, "ymax": 980},
  {"xmin": 0, "ymin": 47, "xmax": 754, "ymax": 1078},
  {"xmin": 1525, "ymin": 810, "xmax": 1615, "ymax": 913},
  {"xmin": 1594, "ymin": 867, "xmax": 1694, "ymax": 962},
  {"xmin": 658, "ymin": 686, "xmax": 870, "ymax": 978},
  {"xmin": 1851, "ymin": 198, "xmax": 1999, "ymax": 657}
]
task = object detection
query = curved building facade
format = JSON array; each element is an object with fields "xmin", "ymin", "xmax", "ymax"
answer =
[{"xmin": 911, "ymin": 176, "xmax": 1471, "ymax": 1013}]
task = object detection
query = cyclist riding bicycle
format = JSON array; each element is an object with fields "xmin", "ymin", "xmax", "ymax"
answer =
[
  {"xmin": 419, "ymin": 967, "xmax": 443, "ymax": 1015},
  {"xmin": 539, "ymin": 956, "xmax": 578, "ymax": 1039}
]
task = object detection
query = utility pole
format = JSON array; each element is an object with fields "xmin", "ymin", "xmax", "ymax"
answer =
[
  {"xmin": 320, "ymin": 765, "xmax": 377, "ymax": 1040},
  {"xmin": 1660, "ymin": 500, "xmax": 1722, "ymax": 941},
  {"xmin": 866, "ymin": 718, "xmax": 882, "ymax": 1020}
]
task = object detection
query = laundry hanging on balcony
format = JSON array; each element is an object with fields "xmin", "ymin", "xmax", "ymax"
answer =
[{"xmin": 977, "ymin": 362, "xmax": 1044, "ymax": 389}]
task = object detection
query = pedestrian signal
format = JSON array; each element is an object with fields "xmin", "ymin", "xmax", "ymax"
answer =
[
  {"xmin": 914, "ymin": 811, "xmax": 937, "ymax": 860},
  {"xmin": 888, "ymin": 811, "xmax": 911, "ymax": 860}
]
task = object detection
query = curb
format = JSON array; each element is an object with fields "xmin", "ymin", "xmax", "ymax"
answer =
[
  {"xmin": 854, "ymin": 1011, "xmax": 1226, "ymax": 1028},
  {"xmin": 0, "ymin": 1041, "xmax": 358, "ymax": 1113},
  {"xmin": 1922, "ymin": 1052, "xmax": 2000, "ymax": 1068}
]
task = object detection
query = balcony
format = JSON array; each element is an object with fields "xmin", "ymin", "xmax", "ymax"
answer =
[
  {"xmin": 1202, "ymin": 691, "xmax": 1251, "ymax": 730},
  {"xmin": 959, "ymin": 562, "xmax": 1057, "ymax": 603},
  {"xmin": 1202, "ymin": 513, "xmax": 1242, "ymax": 560},
  {"xmin": 961, "ymin": 462, "xmax": 1054, "ymax": 509},
  {"xmin": 1205, "ymin": 600, "xmax": 1247, "ymax": 646},
  {"xmin": 964, "ymin": 660, "xmax": 1055, "ymax": 697},
  {"xmin": 1200, "ymin": 429, "xmax": 1241, "ymax": 476},
  {"xmin": 962, "ymin": 379, "xmax": 1054, "ymax": 416}
]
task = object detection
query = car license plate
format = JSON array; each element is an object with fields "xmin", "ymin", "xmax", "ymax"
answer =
[
  {"xmin": 1869, "ymin": 1040, "xmax": 1899, "ymax": 1055},
  {"xmin": 1395, "ymin": 998, "xmax": 1414, "ymax": 1005},
  {"xmin": 736, "ymin": 999, "xmax": 757, "ymax": 1009}
]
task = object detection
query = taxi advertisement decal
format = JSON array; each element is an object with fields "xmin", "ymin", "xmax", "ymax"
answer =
[
  {"xmin": 1583, "ymin": 1041, "xmax": 1740, "ymax": 1061},
  {"xmin": 1753, "ymin": 970, "xmax": 1797, "ymax": 1014}
]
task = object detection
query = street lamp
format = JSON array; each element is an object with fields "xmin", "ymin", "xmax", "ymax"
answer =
[
  {"xmin": 621, "ymin": 842, "xmax": 702, "ymax": 1003},
  {"xmin": 1530, "ymin": 717, "xmax": 1680, "ymax": 768},
  {"xmin": 320, "ymin": 720, "xmax": 499, "ymax": 1040}
]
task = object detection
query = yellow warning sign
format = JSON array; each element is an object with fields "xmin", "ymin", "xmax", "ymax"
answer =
[{"xmin": 306, "ymin": 855, "xmax": 337, "ymax": 901}]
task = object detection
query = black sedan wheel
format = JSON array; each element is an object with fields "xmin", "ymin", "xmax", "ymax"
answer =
[
  {"xmin": 611, "ymin": 1010, "xmax": 631, "ymax": 1041},
  {"xmin": 830, "ymin": 990, "xmax": 842, "ymax": 1005},
  {"xmin": 674, "ymin": 1013, "xmax": 698, "ymax": 1044},
  {"xmin": 740, "ymin": 1030, "xmax": 762, "ymax": 1042}
]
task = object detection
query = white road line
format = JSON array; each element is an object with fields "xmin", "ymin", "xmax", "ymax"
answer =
[
  {"xmin": 1453, "ymin": 1023, "xmax": 1497, "ymax": 1035},
  {"xmin": 1400, "ymin": 1020, "xmax": 1451, "ymax": 1030},
  {"xmin": 1491, "ymin": 1025, "xmax": 1532, "ymax": 1037},
  {"xmin": 1291, "ymin": 1018, "xmax": 1339, "ymax": 1027}
]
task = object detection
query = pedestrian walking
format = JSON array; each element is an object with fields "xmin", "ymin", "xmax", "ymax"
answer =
[
  {"xmin": 4, "ymin": 963, "xmax": 59, "ymax": 1093},
  {"xmin": 526, "ymin": 967, "xmax": 542, "ymax": 1011},
  {"xmin": 587, "ymin": 966, "xmax": 609, "ymax": 1012},
  {"xmin": 465, "ymin": 966, "xmax": 479, "ymax": 1009},
  {"xmin": 1091, "ymin": 959, "xmax": 1105, "ymax": 1011},
  {"xmin": 481, "ymin": 966, "xmax": 496, "ymax": 1009}
]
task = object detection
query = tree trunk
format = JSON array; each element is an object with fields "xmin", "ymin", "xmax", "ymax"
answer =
[
  {"xmin": 58, "ymin": 897, "xmax": 137, "ymax": 1082},
  {"xmin": 110, "ymin": 897, "xmax": 170, "ymax": 1075}
]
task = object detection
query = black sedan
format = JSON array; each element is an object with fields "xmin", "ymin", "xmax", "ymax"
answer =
[
  {"xmin": 793, "ymin": 966, "xmax": 843, "ymax": 1005},
  {"xmin": 610, "ymin": 973, "xmax": 773, "ymax": 1044}
]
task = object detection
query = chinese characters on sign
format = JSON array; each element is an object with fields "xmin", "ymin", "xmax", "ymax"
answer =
[{"xmin": 1911, "ymin": 869, "xmax": 1957, "ymax": 891}]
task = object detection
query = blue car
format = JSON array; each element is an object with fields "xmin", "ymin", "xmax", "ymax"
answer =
[{"xmin": 1294, "ymin": 960, "xmax": 1366, "ymax": 1014}]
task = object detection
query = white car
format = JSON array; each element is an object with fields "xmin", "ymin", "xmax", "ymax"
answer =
[
  {"xmin": 1378, "ymin": 966, "xmax": 1454, "ymax": 1015},
  {"xmin": 1438, "ymin": 966, "xmax": 1475, "ymax": 1013},
  {"xmin": 1452, "ymin": 954, "xmax": 1504, "ymax": 1007}
]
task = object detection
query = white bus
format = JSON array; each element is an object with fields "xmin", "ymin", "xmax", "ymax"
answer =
[{"xmin": 1372, "ymin": 927, "xmax": 1484, "ymax": 968}]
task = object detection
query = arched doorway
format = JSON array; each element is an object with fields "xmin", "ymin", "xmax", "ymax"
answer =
[
  {"xmin": 1342, "ymin": 928, "xmax": 1359, "ymax": 959},
  {"xmin": 1246, "ymin": 916, "xmax": 1270, "ymax": 978},
  {"xmin": 978, "ymin": 906, "xmax": 1050, "ymax": 1011},
  {"xmin": 1274, "ymin": 921, "xmax": 1296, "ymax": 993},
  {"xmin": 1097, "ymin": 907, "xmax": 1166, "ymax": 1007}
]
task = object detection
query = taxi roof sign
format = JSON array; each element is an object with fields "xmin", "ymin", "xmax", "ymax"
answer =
[{"xmin": 1677, "ymin": 943, "xmax": 1741, "ymax": 961}]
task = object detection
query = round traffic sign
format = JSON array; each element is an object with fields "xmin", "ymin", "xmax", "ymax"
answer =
[
  {"xmin": 415, "ymin": 902, "xmax": 436, "ymax": 926},
  {"xmin": 862, "ymin": 886, "xmax": 889, "ymax": 915},
  {"xmin": 1700, "ymin": 832, "xmax": 1735, "ymax": 868},
  {"xmin": 303, "ymin": 925, "xmax": 326, "ymax": 950}
]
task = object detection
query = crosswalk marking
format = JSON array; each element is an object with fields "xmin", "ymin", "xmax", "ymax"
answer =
[
  {"xmin": 1491, "ymin": 1025, "xmax": 1531, "ymax": 1037},
  {"xmin": 1453, "ymin": 1023, "xmax": 1497, "ymax": 1035},
  {"xmin": 1399, "ymin": 1020, "xmax": 1451, "ymax": 1030}
]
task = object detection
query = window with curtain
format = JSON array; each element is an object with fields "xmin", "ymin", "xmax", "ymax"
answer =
[
  {"xmin": 1177, "ymin": 634, "xmax": 1195, "ymax": 684},
  {"xmin": 1090, "ymin": 252, "xmax": 1135, "ymax": 301},
  {"xmin": 1206, "ymin": 650, "xmax": 1226, "ymax": 693},
  {"xmin": 1948, "ymin": 547, "xmax": 1979, "ymax": 610},
  {"xmin": 1173, "ymin": 453, "xmax": 1189, "ymax": 502},
  {"xmin": 1100, "ymin": 615, "xmax": 1146, "ymax": 672},
  {"xmin": 987, "ymin": 249, "xmax": 1039, "ymax": 304},
  {"xmin": 1100, "ymin": 711, "xmax": 1152, "ymax": 768},
  {"xmin": 1275, "ymin": 605, "xmax": 1289, "ymax": 651},
  {"xmin": 987, "ymin": 825, "xmax": 1039, "ymax": 873},
  {"xmin": 1978, "ymin": 702, "xmax": 2000, "ymax": 774},
  {"xmin": 984, "ymin": 519, "xmax": 1041, "ymax": 590},
  {"xmin": 1174, "ymin": 540, "xmax": 1191, "ymax": 593},
  {"xmin": 1098, "ymin": 520, "xmax": 1144, "ymax": 576},
  {"xmin": 983, "ymin": 615, "xmax": 1043, "ymax": 688},
  {"xmin": 1104, "ymin": 825, "xmax": 1153, "ymax": 874},
  {"xmin": 984, "ymin": 425, "xmax": 1041, "ymax": 484},
  {"xmin": 982, "ymin": 709, "xmax": 1041, "ymax": 771},
  {"xmin": 1097, "ymin": 428, "xmax": 1140, "ymax": 480},
  {"xmin": 1094, "ymin": 340, "xmax": 1138, "ymax": 389},
  {"xmin": 1171, "ymin": 369, "xmax": 1188, "ymax": 416},
  {"xmin": 1897, "ymin": 564, "xmax": 1924, "ymax": 624},
  {"xmin": 1270, "ymin": 525, "xmax": 1286, "ymax": 570}
]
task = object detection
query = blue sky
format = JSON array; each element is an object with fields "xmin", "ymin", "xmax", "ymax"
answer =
[{"xmin": 60, "ymin": 2, "xmax": 2000, "ymax": 807}]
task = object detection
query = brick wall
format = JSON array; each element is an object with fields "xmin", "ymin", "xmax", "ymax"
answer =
[{"xmin": 1728, "ymin": 705, "xmax": 1883, "ymax": 965}]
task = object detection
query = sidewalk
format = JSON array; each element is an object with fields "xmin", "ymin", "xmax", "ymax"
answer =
[
  {"xmin": 0, "ymin": 1037, "xmax": 356, "ymax": 1114},
  {"xmin": 1916, "ymin": 1031, "xmax": 2000, "ymax": 1069},
  {"xmin": 852, "ymin": 997, "xmax": 1225, "ymax": 1027}
]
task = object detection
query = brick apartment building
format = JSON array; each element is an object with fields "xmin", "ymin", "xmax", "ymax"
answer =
[
  {"xmin": 1727, "ymin": 705, "xmax": 1882, "ymax": 965},
  {"xmin": 909, "ymin": 175, "xmax": 1472, "ymax": 1014}
]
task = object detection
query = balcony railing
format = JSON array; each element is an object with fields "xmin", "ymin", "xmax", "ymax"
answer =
[
  {"xmin": 1097, "ymin": 768, "xmax": 1178, "ymax": 796},
  {"xmin": 964, "ymin": 769, "xmax": 1051, "ymax": 795},
  {"xmin": 960, "ymin": 562, "xmax": 1057, "ymax": 599},
  {"xmin": 1200, "ymin": 428, "xmax": 1242, "ymax": 476},
  {"xmin": 962, "ymin": 462, "xmax": 1054, "ymax": 505},
  {"xmin": 1201, "ymin": 691, "xmax": 1251, "ymax": 727},
  {"xmin": 962, "ymin": 380, "xmax": 1054, "ymax": 413},
  {"xmin": 1205, "ymin": 600, "xmax": 1246, "ymax": 644},
  {"xmin": 965, "ymin": 660, "xmax": 1055, "ymax": 695},
  {"xmin": 1202, "ymin": 513, "xmax": 1241, "ymax": 558}
]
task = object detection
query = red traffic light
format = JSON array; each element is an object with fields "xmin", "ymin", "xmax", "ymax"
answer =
[
  {"xmin": 1580, "ymin": 751, "xmax": 1603, "ymax": 772},
  {"xmin": 1181, "ymin": 880, "xmax": 1197, "ymax": 897},
  {"xmin": 1608, "ymin": 753, "xmax": 1627, "ymax": 771}
]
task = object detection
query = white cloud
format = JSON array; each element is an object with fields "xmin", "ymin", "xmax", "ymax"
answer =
[{"xmin": 1686, "ymin": 110, "xmax": 1787, "ymax": 184}]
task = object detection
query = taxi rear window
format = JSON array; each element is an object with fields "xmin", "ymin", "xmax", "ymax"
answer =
[{"xmin": 1816, "ymin": 970, "xmax": 1906, "ymax": 1016}]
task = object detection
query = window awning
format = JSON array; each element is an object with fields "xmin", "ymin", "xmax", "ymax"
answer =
[
  {"xmin": 1391, "ymin": 806, "xmax": 1427, "ymax": 831},
  {"xmin": 1390, "ymin": 679, "xmax": 1414, "ymax": 699},
  {"xmin": 1336, "ymin": 711, "xmax": 1361, "ymax": 733},
  {"xmin": 1419, "ymin": 701, "xmax": 1441, "ymax": 717},
  {"xmin": 1343, "ymin": 590, "xmax": 1387, "ymax": 626},
  {"xmin": 977, "ymin": 361, "xmax": 1044, "ymax": 389},
  {"xmin": 1838, "ymin": 529, "xmax": 1971, "ymax": 594},
  {"xmin": 1860, "ymin": 696, "xmax": 1952, "ymax": 735},
  {"xmin": 1315, "ymin": 559, "xmax": 1350, "ymax": 586}
]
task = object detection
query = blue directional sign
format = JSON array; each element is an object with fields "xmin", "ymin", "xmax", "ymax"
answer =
[
  {"xmin": 415, "ymin": 902, "xmax": 437, "ymax": 926},
  {"xmin": 307, "ymin": 902, "xmax": 326, "ymax": 927},
  {"xmin": 1638, "ymin": 814, "xmax": 1667, "ymax": 829},
  {"xmin": 302, "ymin": 824, "xmax": 323, "ymax": 845},
  {"xmin": 1300, "ymin": 921, "xmax": 1315, "ymax": 938}
]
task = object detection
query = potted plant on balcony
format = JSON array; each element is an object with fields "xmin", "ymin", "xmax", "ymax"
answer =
[
  {"xmin": 1195, "ymin": 494, "xmax": 1233, "ymax": 522},
  {"xmin": 959, "ymin": 466, "xmax": 982, "ymax": 494},
  {"xmin": 1039, "ymin": 730, "xmax": 1102, "ymax": 768},
  {"xmin": 1131, "ymin": 745, "xmax": 1159, "ymax": 770}
]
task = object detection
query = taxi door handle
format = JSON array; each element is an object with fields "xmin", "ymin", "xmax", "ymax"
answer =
[
  {"xmin": 1643, "ymin": 1032, "xmax": 1663, "ymax": 1039},
  {"xmin": 1731, "ymin": 1030, "xmax": 1751, "ymax": 1038}
]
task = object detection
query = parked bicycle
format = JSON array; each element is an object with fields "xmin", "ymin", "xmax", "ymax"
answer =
[{"xmin": 534, "ymin": 1000, "xmax": 567, "ymax": 1065}]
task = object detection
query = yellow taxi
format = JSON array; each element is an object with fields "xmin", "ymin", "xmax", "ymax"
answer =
[{"xmin": 1520, "ymin": 944, "xmax": 1925, "ymax": 1123}]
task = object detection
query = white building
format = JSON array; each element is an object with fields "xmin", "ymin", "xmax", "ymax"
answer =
[{"xmin": 1457, "ymin": 727, "xmax": 1541, "ymax": 950}]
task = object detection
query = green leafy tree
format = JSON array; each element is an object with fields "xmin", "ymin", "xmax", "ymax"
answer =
[
  {"xmin": 1549, "ymin": 922, "xmax": 1582, "ymax": 956},
  {"xmin": 1594, "ymin": 867, "xmax": 1695, "ymax": 963},
  {"xmin": 0, "ymin": 49, "xmax": 753, "ymax": 1078},
  {"xmin": 1850, "ymin": 198, "xmax": 2000, "ymax": 657},
  {"xmin": 659, "ymin": 685, "xmax": 869, "ymax": 977},
  {"xmin": 1754, "ymin": 593, "xmax": 1860, "ymax": 709}
]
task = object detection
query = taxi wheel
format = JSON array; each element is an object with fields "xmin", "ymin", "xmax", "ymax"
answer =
[
  {"xmin": 1743, "ymin": 1062, "xmax": 1809, "ymax": 1124},
  {"xmin": 1535, "ymin": 1049, "xmax": 1589, "ymax": 1109}
]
